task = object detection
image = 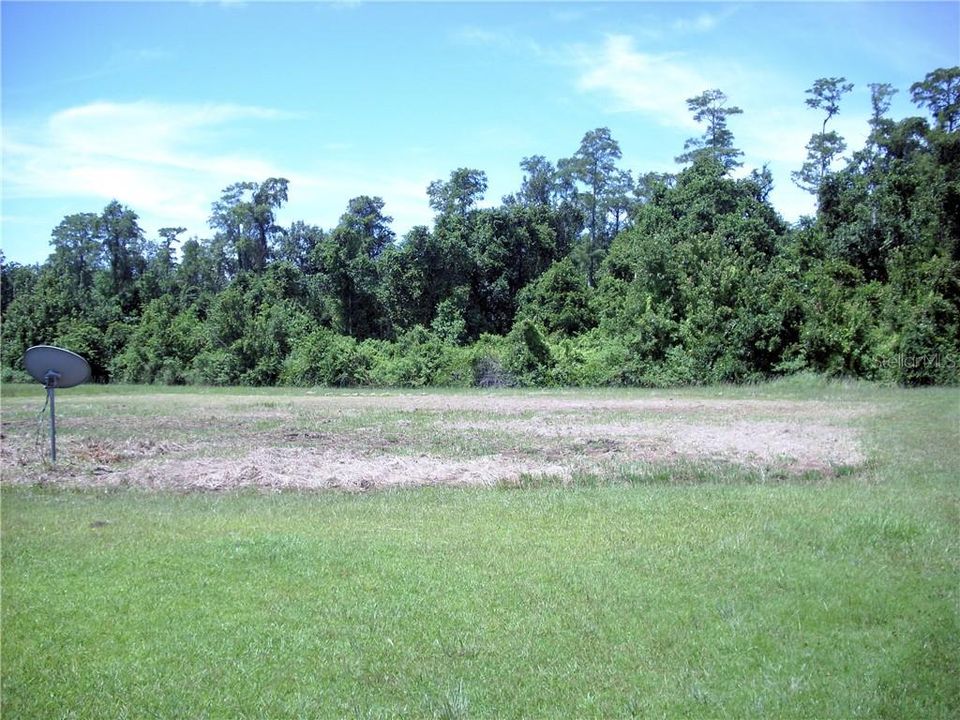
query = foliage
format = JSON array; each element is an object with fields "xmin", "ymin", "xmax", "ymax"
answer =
[
  {"xmin": 516, "ymin": 257, "xmax": 594, "ymax": 337},
  {"xmin": 592, "ymin": 156, "xmax": 790, "ymax": 384},
  {"xmin": 209, "ymin": 178, "xmax": 289, "ymax": 274},
  {"xmin": 362, "ymin": 327, "xmax": 474, "ymax": 387},
  {"xmin": 2, "ymin": 66, "xmax": 958, "ymax": 388},
  {"xmin": 314, "ymin": 196, "xmax": 394, "ymax": 340},
  {"xmin": 560, "ymin": 127, "xmax": 628, "ymax": 281},
  {"xmin": 675, "ymin": 88, "xmax": 744, "ymax": 170},
  {"xmin": 911, "ymin": 67, "xmax": 960, "ymax": 132},
  {"xmin": 427, "ymin": 168, "xmax": 488, "ymax": 218},
  {"xmin": 503, "ymin": 319, "xmax": 553, "ymax": 385},
  {"xmin": 279, "ymin": 328, "xmax": 368, "ymax": 387},
  {"xmin": 793, "ymin": 77, "xmax": 854, "ymax": 197},
  {"xmin": 110, "ymin": 297, "xmax": 207, "ymax": 384}
]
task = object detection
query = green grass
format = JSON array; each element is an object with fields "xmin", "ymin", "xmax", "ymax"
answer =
[{"xmin": 2, "ymin": 381, "xmax": 958, "ymax": 718}]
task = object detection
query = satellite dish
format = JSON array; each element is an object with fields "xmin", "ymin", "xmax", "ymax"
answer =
[
  {"xmin": 24, "ymin": 345, "xmax": 91, "ymax": 389},
  {"xmin": 23, "ymin": 345, "xmax": 91, "ymax": 463}
]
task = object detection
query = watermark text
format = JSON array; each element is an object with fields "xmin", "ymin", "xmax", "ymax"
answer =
[{"xmin": 876, "ymin": 353, "xmax": 957, "ymax": 370}]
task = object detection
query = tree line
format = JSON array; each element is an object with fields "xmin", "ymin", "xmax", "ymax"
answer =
[{"xmin": 2, "ymin": 68, "xmax": 958, "ymax": 387}]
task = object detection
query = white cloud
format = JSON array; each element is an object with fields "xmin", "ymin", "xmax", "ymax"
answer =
[
  {"xmin": 671, "ymin": 12, "xmax": 720, "ymax": 34},
  {"xmin": 2, "ymin": 100, "xmax": 441, "ymax": 255},
  {"xmin": 43, "ymin": 101, "xmax": 288, "ymax": 169},
  {"xmin": 3, "ymin": 101, "xmax": 293, "ymax": 241},
  {"xmin": 571, "ymin": 34, "xmax": 716, "ymax": 128},
  {"xmin": 454, "ymin": 25, "xmax": 504, "ymax": 46},
  {"xmin": 452, "ymin": 24, "xmax": 544, "ymax": 57},
  {"xmin": 669, "ymin": 7, "xmax": 740, "ymax": 35}
]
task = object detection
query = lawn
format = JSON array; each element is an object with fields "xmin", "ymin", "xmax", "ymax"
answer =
[{"xmin": 1, "ymin": 379, "xmax": 958, "ymax": 718}]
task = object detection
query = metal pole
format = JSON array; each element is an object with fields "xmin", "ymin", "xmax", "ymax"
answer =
[{"xmin": 48, "ymin": 385, "xmax": 57, "ymax": 463}]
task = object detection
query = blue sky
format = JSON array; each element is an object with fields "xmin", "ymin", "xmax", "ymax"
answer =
[{"xmin": 2, "ymin": 1, "xmax": 958, "ymax": 265}]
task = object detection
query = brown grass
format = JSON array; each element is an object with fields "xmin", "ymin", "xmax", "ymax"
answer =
[{"xmin": 0, "ymin": 392, "xmax": 871, "ymax": 490}]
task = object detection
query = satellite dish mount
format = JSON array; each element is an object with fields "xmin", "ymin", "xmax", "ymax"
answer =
[{"xmin": 23, "ymin": 346, "xmax": 91, "ymax": 463}]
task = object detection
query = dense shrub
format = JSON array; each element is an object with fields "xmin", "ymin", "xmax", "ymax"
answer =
[
  {"xmin": 111, "ymin": 298, "xmax": 207, "ymax": 384},
  {"xmin": 280, "ymin": 329, "xmax": 369, "ymax": 387},
  {"xmin": 363, "ymin": 327, "xmax": 473, "ymax": 387},
  {"xmin": 503, "ymin": 319, "xmax": 553, "ymax": 386},
  {"xmin": 516, "ymin": 257, "xmax": 594, "ymax": 336},
  {"xmin": 187, "ymin": 349, "xmax": 242, "ymax": 386}
]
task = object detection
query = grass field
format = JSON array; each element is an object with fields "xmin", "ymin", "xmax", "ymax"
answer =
[{"xmin": 1, "ymin": 378, "xmax": 958, "ymax": 718}]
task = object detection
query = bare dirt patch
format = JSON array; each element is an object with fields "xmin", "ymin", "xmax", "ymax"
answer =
[
  {"xmin": 451, "ymin": 416, "xmax": 865, "ymax": 471},
  {"xmin": 1, "ymin": 391, "xmax": 872, "ymax": 490},
  {"xmin": 96, "ymin": 449, "xmax": 568, "ymax": 492}
]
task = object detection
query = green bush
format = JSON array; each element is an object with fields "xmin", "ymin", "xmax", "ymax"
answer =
[
  {"xmin": 0, "ymin": 366, "xmax": 32, "ymax": 384},
  {"xmin": 52, "ymin": 321, "xmax": 109, "ymax": 381},
  {"xmin": 503, "ymin": 319, "xmax": 553, "ymax": 386},
  {"xmin": 516, "ymin": 257, "xmax": 594, "ymax": 336},
  {"xmin": 368, "ymin": 327, "xmax": 445, "ymax": 387},
  {"xmin": 883, "ymin": 254, "xmax": 960, "ymax": 385},
  {"xmin": 188, "ymin": 349, "xmax": 243, "ymax": 386},
  {"xmin": 110, "ymin": 300, "xmax": 208, "ymax": 384},
  {"xmin": 280, "ymin": 329, "xmax": 369, "ymax": 387},
  {"xmin": 894, "ymin": 296, "xmax": 960, "ymax": 385},
  {"xmin": 547, "ymin": 331, "xmax": 624, "ymax": 386},
  {"xmin": 363, "ymin": 328, "xmax": 476, "ymax": 387}
]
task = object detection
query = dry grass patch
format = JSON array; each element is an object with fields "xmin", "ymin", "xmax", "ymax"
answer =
[{"xmin": 1, "ymin": 388, "xmax": 872, "ymax": 491}]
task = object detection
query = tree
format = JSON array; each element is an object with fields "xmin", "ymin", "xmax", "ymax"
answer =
[
  {"xmin": 157, "ymin": 227, "xmax": 185, "ymax": 272},
  {"xmin": 176, "ymin": 236, "xmax": 229, "ymax": 305},
  {"xmin": 427, "ymin": 168, "xmax": 488, "ymax": 218},
  {"xmin": 99, "ymin": 200, "xmax": 146, "ymax": 312},
  {"xmin": 517, "ymin": 257, "xmax": 594, "ymax": 336},
  {"xmin": 277, "ymin": 221, "xmax": 324, "ymax": 273},
  {"xmin": 596, "ymin": 156, "xmax": 789, "ymax": 383},
  {"xmin": 466, "ymin": 205, "xmax": 561, "ymax": 336},
  {"xmin": 209, "ymin": 177, "xmax": 289, "ymax": 273},
  {"xmin": 563, "ymin": 128, "xmax": 623, "ymax": 282},
  {"xmin": 910, "ymin": 66, "xmax": 960, "ymax": 132},
  {"xmin": 867, "ymin": 82, "xmax": 898, "ymax": 143},
  {"xmin": 816, "ymin": 70, "xmax": 959, "ymax": 282},
  {"xmin": 793, "ymin": 132, "xmax": 848, "ymax": 195},
  {"xmin": 4, "ymin": 70, "xmax": 960, "ymax": 390},
  {"xmin": 747, "ymin": 165, "xmax": 775, "ymax": 203},
  {"xmin": 49, "ymin": 213, "xmax": 102, "ymax": 303},
  {"xmin": 242, "ymin": 177, "xmax": 290, "ymax": 271},
  {"xmin": 138, "ymin": 226, "xmax": 185, "ymax": 302},
  {"xmin": 675, "ymin": 89, "xmax": 744, "ymax": 171},
  {"xmin": 571, "ymin": 128, "xmax": 621, "ymax": 246},
  {"xmin": 806, "ymin": 77, "xmax": 855, "ymax": 130},
  {"xmin": 606, "ymin": 169, "xmax": 635, "ymax": 239},
  {"xmin": 380, "ymin": 225, "xmax": 464, "ymax": 332},
  {"xmin": 0, "ymin": 252, "xmax": 36, "ymax": 317},
  {"xmin": 634, "ymin": 172, "xmax": 675, "ymax": 205},
  {"xmin": 550, "ymin": 156, "xmax": 586, "ymax": 255},
  {"xmin": 793, "ymin": 77, "xmax": 854, "ymax": 196},
  {"xmin": 512, "ymin": 155, "xmax": 555, "ymax": 207},
  {"xmin": 316, "ymin": 196, "xmax": 395, "ymax": 339},
  {"xmin": 336, "ymin": 196, "xmax": 395, "ymax": 259}
]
